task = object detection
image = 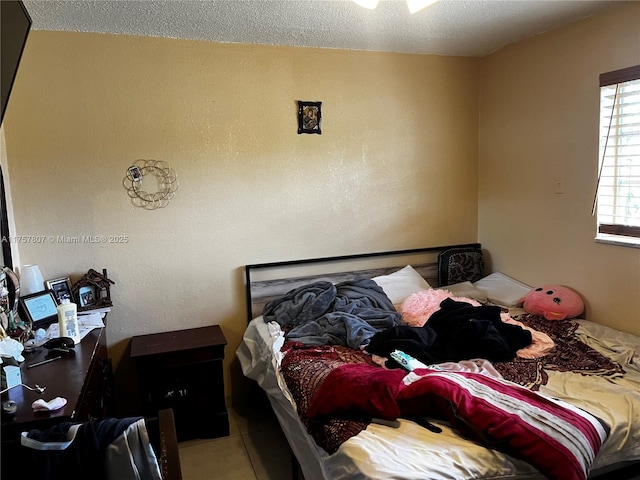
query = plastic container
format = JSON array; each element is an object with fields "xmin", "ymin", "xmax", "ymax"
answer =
[
  {"xmin": 57, "ymin": 299, "xmax": 80, "ymax": 344},
  {"xmin": 389, "ymin": 349, "xmax": 428, "ymax": 371}
]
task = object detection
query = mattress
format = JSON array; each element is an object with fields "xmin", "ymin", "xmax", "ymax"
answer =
[{"xmin": 237, "ymin": 315, "xmax": 640, "ymax": 480}]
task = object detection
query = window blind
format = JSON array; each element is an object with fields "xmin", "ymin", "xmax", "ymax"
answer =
[{"xmin": 595, "ymin": 65, "xmax": 640, "ymax": 240}]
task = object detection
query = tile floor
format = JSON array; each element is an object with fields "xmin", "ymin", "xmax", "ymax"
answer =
[{"xmin": 178, "ymin": 399, "xmax": 304, "ymax": 480}]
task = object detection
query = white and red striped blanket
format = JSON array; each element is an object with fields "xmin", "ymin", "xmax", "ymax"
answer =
[{"xmin": 307, "ymin": 363, "xmax": 609, "ymax": 480}]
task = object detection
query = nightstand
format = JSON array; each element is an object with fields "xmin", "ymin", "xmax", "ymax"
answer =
[{"xmin": 130, "ymin": 325, "xmax": 229, "ymax": 441}]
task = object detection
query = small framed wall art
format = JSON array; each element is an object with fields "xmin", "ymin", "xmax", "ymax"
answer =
[{"xmin": 297, "ymin": 101, "xmax": 322, "ymax": 134}]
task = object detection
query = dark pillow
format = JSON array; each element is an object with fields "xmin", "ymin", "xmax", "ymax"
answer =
[{"xmin": 438, "ymin": 247, "xmax": 484, "ymax": 286}]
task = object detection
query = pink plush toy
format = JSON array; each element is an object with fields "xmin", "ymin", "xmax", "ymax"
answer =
[{"xmin": 519, "ymin": 285, "xmax": 584, "ymax": 321}]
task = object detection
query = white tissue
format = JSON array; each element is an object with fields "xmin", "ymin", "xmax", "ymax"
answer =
[{"xmin": 32, "ymin": 397, "xmax": 67, "ymax": 412}]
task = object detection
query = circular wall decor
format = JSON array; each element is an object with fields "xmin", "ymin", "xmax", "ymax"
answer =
[{"xmin": 123, "ymin": 159, "xmax": 178, "ymax": 210}]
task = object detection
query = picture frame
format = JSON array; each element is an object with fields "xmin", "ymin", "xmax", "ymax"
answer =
[
  {"xmin": 78, "ymin": 285, "xmax": 97, "ymax": 308},
  {"xmin": 46, "ymin": 277, "xmax": 73, "ymax": 304},
  {"xmin": 297, "ymin": 101, "xmax": 322, "ymax": 134},
  {"xmin": 128, "ymin": 165, "xmax": 143, "ymax": 182},
  {"xmin": 71, "ymin": 268, "xmax": 114, "ymax": 312},
  {"xmin": 18, "ymin": 290, "xmax": 59, "ymax": 328}
]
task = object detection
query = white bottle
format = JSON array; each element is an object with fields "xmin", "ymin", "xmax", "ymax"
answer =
[{"xmin": 57, "ymin": 298, "xmax": 81, "ymax": 344}]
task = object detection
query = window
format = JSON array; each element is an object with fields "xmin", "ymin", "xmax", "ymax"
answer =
[{"xmin": 594, "ymin": 65, "xmax": 640, "ymax": 246}]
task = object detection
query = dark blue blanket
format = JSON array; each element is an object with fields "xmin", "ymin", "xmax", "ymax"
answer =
[{"xmin": 263, "ymin": 279, "xmax": 401, "ymax": 349}]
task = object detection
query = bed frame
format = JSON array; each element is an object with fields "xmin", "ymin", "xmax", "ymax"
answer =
[{"xmin": 245, "ymin": 243, "xmax": 481, "ymax": 322}]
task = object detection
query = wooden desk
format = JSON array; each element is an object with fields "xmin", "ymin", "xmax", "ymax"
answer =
[{"xmin": 1, "ymin": 326, "xmax": 111, "ymax": 438}]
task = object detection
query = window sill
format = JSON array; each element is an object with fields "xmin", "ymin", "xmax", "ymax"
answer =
[{"xmin": 595, "ymin": 234, "xmax": 640, "ymax": 249}]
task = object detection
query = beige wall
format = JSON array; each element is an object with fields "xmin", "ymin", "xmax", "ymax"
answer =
[
  {"xmin": 2, "ymin": 32, "xmax": 479, "ymax": 407},
  {"xmin": 479, "ymin": 2, "xmax": 640, "ymax": 335}
]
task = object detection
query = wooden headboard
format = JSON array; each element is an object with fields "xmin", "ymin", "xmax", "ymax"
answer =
[{"xmin": 244, "ymin": 243, "xmax": 481, "ymax": 322}]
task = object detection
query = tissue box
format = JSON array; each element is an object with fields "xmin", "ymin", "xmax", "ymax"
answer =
[{"xmin": 4, "ymin": 365, "xmax": 21, "ymax": 389}]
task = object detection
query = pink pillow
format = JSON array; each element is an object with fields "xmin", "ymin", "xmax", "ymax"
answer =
[
  {"xmin": 519, "ymin": 285, "xmax": 585, "ymax": 320},
  {"xmin": 400, "ymin": 289, "xmax": 481, "ymax": 327}
]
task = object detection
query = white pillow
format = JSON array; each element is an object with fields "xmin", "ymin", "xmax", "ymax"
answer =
[
  {"xmin": 373, "ymin": 265, "xmax": 431, "ymax": 305},
  {"xmin": 436, "ymin": 281, "xmax": 488, "ymax": 303},
  {"xmin": 473, "ymin": 272, "xmax": 532, "ymax": 307}
]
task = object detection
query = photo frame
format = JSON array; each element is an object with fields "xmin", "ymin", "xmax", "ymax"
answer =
[
  {"xmin": 18, "ymin": 290, "xmax": 59, "ymax": 328},
  {"xmin": 78, "ymin": 285, "xmax": 97, "ymax": 308},
  {"xmin": 71, "ymin": 268, "xmax": 114, "ymax": 312},
  {"xmin": 46, "ymin": 277, "xmax": 73, "ymax": 304},
  {"xmin": 297, "ymin": 101, "xmax": 322, "ymax": 134},
  {"xmin": 128, "ymin": 165, "xmax": 143, "ymax": 182}
]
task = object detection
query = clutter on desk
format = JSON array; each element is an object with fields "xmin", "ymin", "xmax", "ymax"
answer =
[
  {"xmin": 41, "ymin": 337, "xmax": 75, "ymax": 350},
  {"xmin": 45, "ymin": 276, "xmax": 73, "ymax": 304},
  {"xmin": 23, "ymin": 312, "xmax": 105, "ymax": 349},
  {"xmin": 57, "ymin": 298, "xmax": 80, "ymax": 344},
  {"xmin": 0, "ymin": 355, "xmax": 21, "ymax": 392},
  {"xmin": 17, "ymin": 290, "xmax": 58, "ymax": 332},
  {"xmin": 3, "ymin": 364, "xmax": 21, "ymax": 387},
  {"xmin": 20, "ymin": 265, "xmax": 45, "ymax": 296},
  {"xmin": 0, "ymin": 267, "xmax": 21, "ymax": 338},
  {"xmin": 27, "ymin": 356, "xmax": 63, "ymax": 369},
  {"xmin": 71, "ymin": 268, "xmax": 114, "ymax": 312},
  {"xmin": 0, "ymin": 381, "xmax": 45, "ymax": 396},
  {"xmin": 0, "ymin": 336, "xmax": 25, "ymax": 362},
  {"xmin": 0, "ymin": 266, "xmax": 112, "ymax": 359},
  {"xmin": 2, "ymin": 400, "xmax": 17, "ymax": 414}
]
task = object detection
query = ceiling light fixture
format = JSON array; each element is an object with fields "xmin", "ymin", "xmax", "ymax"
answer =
[
  {"xmin": 405, "ymin": 0, "xmax": 439, "ymax": 14},
  {"xmin": 353, "ymin": 0, "xmax": 379, "ymax": 9},
  {"xmin": 353, "ymin": 0, "xmax": 439, "ymax": 14}
]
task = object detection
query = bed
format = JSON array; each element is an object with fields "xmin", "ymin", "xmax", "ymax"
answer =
[{"xmin": 236, "ymin": 244, "xmax": 640, "ymax": 480}]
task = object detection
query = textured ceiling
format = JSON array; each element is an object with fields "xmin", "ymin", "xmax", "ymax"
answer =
[{"xmin": 21, "ymin": 0, "xmax": 625, "ymax": 57}]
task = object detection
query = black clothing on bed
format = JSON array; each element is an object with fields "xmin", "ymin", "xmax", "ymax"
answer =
[{"xmin": 367, "ymin": 298, "xmax": 532, "ymax": 365}]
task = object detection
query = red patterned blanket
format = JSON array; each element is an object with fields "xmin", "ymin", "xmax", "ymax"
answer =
[{"xmin": 280, "ymin": 316, "xmax": 623, "ymax": 478}]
